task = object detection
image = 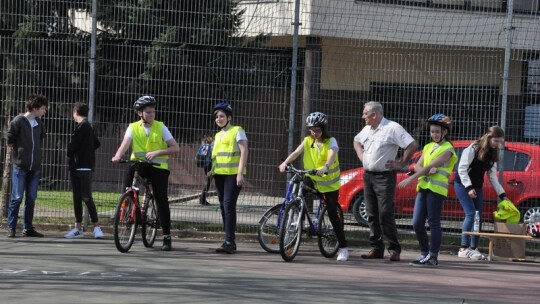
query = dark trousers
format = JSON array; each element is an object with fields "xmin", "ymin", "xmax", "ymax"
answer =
[
  {"xmin": 214, "ymin": 174, "xmax": 242, "ymax": 243},
  {"xmin": 70, "ymin": 170, "xmax": 98, "ymax": 223},
  {"xmin": 125, "ymin": 163, "xmax": 171, "ymax": 235},
  {"xmin": 363, "ymin": 171, "xmax": 401, "ymax": 253},
  {"xmin": 304, "ymin": 178, "xmax": 348, "ymax": 248}
]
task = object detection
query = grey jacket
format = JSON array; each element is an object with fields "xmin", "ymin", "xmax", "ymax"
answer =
[{"xmin": 6, "ymin": 114, "xmax": 46, "ymax": 171}]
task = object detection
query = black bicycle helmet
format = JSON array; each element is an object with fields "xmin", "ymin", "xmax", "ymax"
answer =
[
  {"xmin": 133, "ymin": 96, "xmax": 156, "ymax": 111},
  {"xmin": 306, "ymin": 112, "xmax": 328, "ymax": 127},
  {"xmin": 213, "ymin": 102, "xmax": 233, "ymax": 116},
  {"xmin": 427, "ymin": 113, "xmax": 451, "ymax": 129}
]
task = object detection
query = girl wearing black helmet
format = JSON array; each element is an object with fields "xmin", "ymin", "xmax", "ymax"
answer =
[
  {"xmin": 398, "ymin": 114, "xmax": 457, "ymax": 267},
  {"xmin": 111, "ymin": 95, "xmax": 180, "ymax": 251},
  {"xmin": 279, "ymin": 112, "xmax": 349, "ymax": 262},
  {"xmin": 211, "ymin": 102, "xmax": 248, "ymax": 254}
]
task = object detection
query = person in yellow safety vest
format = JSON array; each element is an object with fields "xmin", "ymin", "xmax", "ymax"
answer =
[
  {"xmin": 398, "ymin": 114, "xmax": 457, "ymax": 267},
  {"xmin": 279, "ymin": 112, "xmax": 349, "ymax": 262},
  {"xmin": 211, "ymin": 102, "xmax": 248, "ymax": 254},
  {"xmin": 111, "ymin": 96, "xmax": 180, "ymax": 251}
]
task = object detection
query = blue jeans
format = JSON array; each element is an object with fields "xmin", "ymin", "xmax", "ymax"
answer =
[
  {"xmin": 454, "ymin": 181, "xmax": 483, "ymax": 249},
  {"xmin": 412, "ymin": 189, "xmax": 444, "ymax": 257},
  {"xmin": 8, "ymin": 165, "xmax": 41, "ymax": 230}
]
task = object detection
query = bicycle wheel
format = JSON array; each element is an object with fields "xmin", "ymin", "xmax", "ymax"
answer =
[
  {"xmin": 279, "ymin": 199, "xmax": 303, "ymax": 262},
  {"xmin": 141, "ymin": 193, "xmax": 158, "ymax": 248},
  {"xmin": 113, "ymin": 192, "xmax": 138, "ymax": 253},
  {"xmin": 258, "ymin": 204, "xmax": 282, "ymax": 254},
  {"xmin": 317, "ymin": 204, "xmax": 344, "ymax": 258}
]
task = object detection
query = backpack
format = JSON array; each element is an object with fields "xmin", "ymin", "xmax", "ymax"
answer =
[{"xmin": 195, "ymin": 143, "xmax": 212, "ymax": 168}]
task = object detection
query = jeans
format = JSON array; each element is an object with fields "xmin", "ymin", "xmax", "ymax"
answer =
[
  {"xmin": 214, "ymin": 174, "xmax": 242, "ymax": 243},
  {"xmin": 454, "ymin": 181, "xmax": 484, "ymax": 249},
  {"xmin": 363, "ymin": 171, "xmax": 401, "ymax": 253},
  {"xmin": 412, "ymin": 189, "xmax": 444, "ymax": 257},
  {"xmin": 8, "ymin": 165, "xmax": 41, "ymax": 230}
]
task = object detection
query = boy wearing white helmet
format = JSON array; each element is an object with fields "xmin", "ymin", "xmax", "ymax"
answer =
[{"xmin": 111, "ymin": 96, "xmax": 180, "ymax": 251}]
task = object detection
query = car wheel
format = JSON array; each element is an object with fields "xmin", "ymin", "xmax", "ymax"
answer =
[
  {"xmin": 352, "ymin": 193, "xmax": 368, "ymax": 226},
  {"xmin": 523, "ymin": 204, "xmax": 540, "ymax": 223}
]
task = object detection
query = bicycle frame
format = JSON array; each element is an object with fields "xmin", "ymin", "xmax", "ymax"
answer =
[
  {"xmin": 121, "ymin": 169, "xmax": 151, "ymax": 222},
  {"xmin": 114, "ymin": 160, "xmax": 158, "ymax": 253},
  {"xmin": 282, "ymin": 164, "xmax": 326, "ymax": 232}
]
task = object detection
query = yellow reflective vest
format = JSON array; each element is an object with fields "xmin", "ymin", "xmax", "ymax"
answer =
[
  {"xmin": 302, "ymin": 136, "xmax": 340, "ymax": 193},
  {"xmin": 129, "ymin": 120, "xmax": 169, "ymax": 170},
  {"xmin": 212, "ymin": 126, "xmax": 246, "ymax": 175},
  {"xmin": 416, "ymin": 140, "xmax": 457, "ymax": 197}
]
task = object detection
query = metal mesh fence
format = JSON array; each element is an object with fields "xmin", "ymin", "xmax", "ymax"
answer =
[{"xmin": 1, "ymin": 0, "xmax": 539, "ymax": 254}]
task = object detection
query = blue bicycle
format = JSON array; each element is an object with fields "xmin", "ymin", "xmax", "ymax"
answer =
[{"xmin": 257, "ymin": 164, "xmax": 343, "ymax": 262}]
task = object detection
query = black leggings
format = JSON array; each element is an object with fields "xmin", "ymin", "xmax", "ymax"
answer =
[
  {"xmin": 304, "ymin": 177, "xmax": 348, "ymax": 248},
  {"xmin": 70, "ymin": 170, "xmax": 99, "ymax": 223}
]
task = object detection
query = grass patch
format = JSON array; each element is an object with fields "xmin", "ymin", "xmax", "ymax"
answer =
[{"xmin": 38, "ymin": 190, "xmax": 118, "ymax": 212}]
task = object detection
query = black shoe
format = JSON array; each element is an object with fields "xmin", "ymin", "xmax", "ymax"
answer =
[
  {"xmin": 22, "ymin": 228, "xmax": 44, "ymax": 237},
  {"xmin": 7, "ymin": 228, "xmax": 15, "ymax": 238},
  {"xmin": 410, "ymin": 254, "xmax": 438, "ymax": 267},
  {"xmin": 215, "ymin": 242, "xmax": 236, "ymax": 254},
  {"xmin": 162, "ymin": 236, "xmax": 172, "ymax": 251}
]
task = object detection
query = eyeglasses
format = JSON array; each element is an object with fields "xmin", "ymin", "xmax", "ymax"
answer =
[{"xmin": 309, "ymin": 127, "xmax": 322, "ymax": 133}]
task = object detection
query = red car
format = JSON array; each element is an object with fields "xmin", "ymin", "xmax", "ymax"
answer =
[{"xmin": 338, "ymin": 140, "xmax": 540, "ymax": 225}]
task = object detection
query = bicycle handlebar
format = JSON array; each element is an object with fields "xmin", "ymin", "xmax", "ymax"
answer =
[
  {"xmin": 284, "ymin": 163, "xmax": 317, "ymax": 176},
  {"xmin": 115, "ymin": 159, "xmax": 160, "ymax": 166},
  {"xmin": 284, "ymin": 164, "xmax": 321, "ymax": 196}
]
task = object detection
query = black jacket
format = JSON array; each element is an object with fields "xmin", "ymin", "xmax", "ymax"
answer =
[
  {"xmin": 6, "ymin": 114, "xmax": 46, "ymax": 171},
  {"xmin": 67, "ymin": 119, "xmax": 100, "ymax": 171}
]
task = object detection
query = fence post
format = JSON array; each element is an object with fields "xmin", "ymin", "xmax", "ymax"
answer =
[
  {"xmin": 287, "ymin": 0, "xmax": 301, "ymax": 159},
  {"xmin": 499, "ymin": 0, "xmax": 514, "ymax": 183}
]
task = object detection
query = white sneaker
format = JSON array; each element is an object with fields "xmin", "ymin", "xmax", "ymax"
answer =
[
  {"xmin": 64, "ymin": 228, "xmax": 83, "ymax": 239},
  {"xmin": 93, "ymin": 226, "xmax": 104, "ymax": 239},
  {"xmin": 337, "ymin": 248, "xmax": 349, "ymax": 262},
  {"xmin": 458, "ymin": 247, "xmax": 472, "ymax": 258},
  {"xmin": 469, "ymin": 248, "xmax": 484, "ymax": 260}
]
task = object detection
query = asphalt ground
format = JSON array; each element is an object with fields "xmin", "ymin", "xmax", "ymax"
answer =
[{"xmin": 1, "ymin": 230, "xmax": 539, "ymax": 304}]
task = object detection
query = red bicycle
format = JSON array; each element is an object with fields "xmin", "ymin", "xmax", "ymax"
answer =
[{"xmin": 113, "ymin": 160, "xmax": 159, "ymax": 253}]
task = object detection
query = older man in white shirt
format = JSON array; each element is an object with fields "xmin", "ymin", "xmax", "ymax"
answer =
[{"xmin": 353, "ymin": 101, "xmax": 418, "ymax": 262}]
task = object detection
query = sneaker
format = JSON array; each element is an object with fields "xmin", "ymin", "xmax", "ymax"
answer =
[
  {"xmin": 23, "ymin": 228, "xmax": 44, "ymax": 237},
  {"xmin": 458, "ymin": 247, "xmax": 484, "ymax": 260},
  {"xmin": 410, "ymin": 254, "xmax": 438, "ymax": 267},
  {"xmin": 458, "ymin": 247, "xmax": 472, "ymax": 258},
  {"xmin": 162, "ymin": 236, "xmax": 172, "ymax": 251},
  {"xmin": 337, "ymin": 248, "xmax": 349, "ymax": 262},
  {"xmin": 413, "ymin": 254, "xmax": 427, "ymax": 262},
  {"xmin": 64, "ymin": 228, "xmax": 83, "ymax": 239},
  {"xmin": 215, "ymin": 241, "xmax": 236, "ymax": 254},
  {"xmin": 469, "ymin": 248, "xmax": 484, "ymax": 260},
  {"xmin": 93, "ymin": 226, "xmax": 104, "ymax": 239},
  {"xmin": 7, "ymin": 227, "xmax": 15, "ymax": 238}
]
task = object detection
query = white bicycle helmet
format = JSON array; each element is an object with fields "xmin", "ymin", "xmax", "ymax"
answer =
[{"xmin": 306, "ymin": 112, "xmax": 328, "ymax": 127}]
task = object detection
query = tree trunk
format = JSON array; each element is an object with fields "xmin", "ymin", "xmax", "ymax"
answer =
[{"xmin": 1, "ymin": 146, "xmax": 12, "ymax": 218}]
